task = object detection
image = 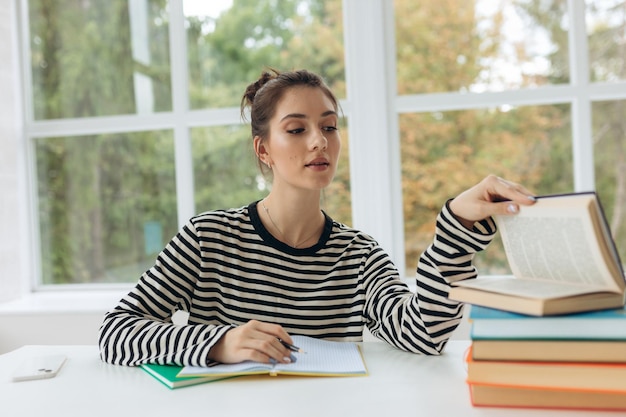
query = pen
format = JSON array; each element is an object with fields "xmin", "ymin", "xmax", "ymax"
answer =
[{"xmin": 279, "ymin": 339, "xmax": 306, "ymax": 354}]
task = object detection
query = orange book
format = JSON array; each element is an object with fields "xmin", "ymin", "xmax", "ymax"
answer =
[
  {"xmin": 465, "ymin": 347, "xmax": 626, "ymax": 392},
  {"xmin": 468, "ymin": 382, "xmax": 626, "ymax": 410}
]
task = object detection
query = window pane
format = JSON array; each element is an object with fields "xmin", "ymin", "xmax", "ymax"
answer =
[
  {"xmin": 29, "ymin": 0, "xmax": 171, "ymax": 120},
  {"xmin": 185, "ymin": 0, "xmax": 345, "ymax": 109},
  {"xmin": 399, "ymin": 105, "xmax": 572, "ymax": 276},
  {"xmin": 191, "ymin": 120, "xmax": 353, "ymax": 225},
  {"xmin": 36, "ymin": 132, "xmax": 177, "ymax": 284},
  {"xmin": 593, "ymin": 99, "xmax": 626, "ymax": 264},
  {"xmin": 191, "ymin": 125, "xmax": 266, "ymax": 212},
  {"xmin": 395, "ymin": 0, "xmax": 569, "ymax": 94},
  {"xmin": 587, "ymin": 0, "xmax": 626, "ymax": 82}
]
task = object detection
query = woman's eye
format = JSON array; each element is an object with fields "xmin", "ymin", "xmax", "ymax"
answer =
[
  {"xmin": 287, "ymin": 128, "xmax": 305, "ymax": 134},
  {"xmin": 323, "ymin": 126, "xmax": 338, "ymax": 132}
]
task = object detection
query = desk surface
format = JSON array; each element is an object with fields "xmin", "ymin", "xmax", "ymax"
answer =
[{"xmin": 0, "ymin": 341, "xmax": 603, "ymax": 417}]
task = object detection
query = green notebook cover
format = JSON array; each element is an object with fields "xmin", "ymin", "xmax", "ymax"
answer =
[{"xmin": 140, "ymin": 363, "xmax": 235, "ymax": 389}]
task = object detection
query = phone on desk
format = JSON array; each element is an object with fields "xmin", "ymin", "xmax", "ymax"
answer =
[{"xmin": 12, "ymin": 354, "xmax": 67, "ymax": 382}]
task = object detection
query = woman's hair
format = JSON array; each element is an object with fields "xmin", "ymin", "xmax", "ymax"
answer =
[{"xmin": 241, "ymin": 68, "xmax": 340, "ymax": 173}]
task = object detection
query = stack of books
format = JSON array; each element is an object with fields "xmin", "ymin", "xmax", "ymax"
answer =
[
  {"xmin": 446, "ymin": 192, "xmax": 626, "ymax": 409},
  {"xmin": 465, "ymin": 304, "xmax": 626, "ymax": 411}
]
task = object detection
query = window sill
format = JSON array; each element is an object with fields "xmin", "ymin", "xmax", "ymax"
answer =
[{"xmin": 0, "ymin": 290, "xmax": 128, "ymax": 316}]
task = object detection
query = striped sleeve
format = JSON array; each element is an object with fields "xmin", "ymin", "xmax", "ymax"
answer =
[
  {"xmin": 364, "ymin": 202, "xmax": 496, "ymax": 355},
  {"xmin": 98, "ymin": 220, "xmax": 229, "ymax": 367}
]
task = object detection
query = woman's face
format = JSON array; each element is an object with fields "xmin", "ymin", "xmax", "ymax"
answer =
[{"xmin": 261, "ymin": 86, "xmax": 341, "ymax": 192}]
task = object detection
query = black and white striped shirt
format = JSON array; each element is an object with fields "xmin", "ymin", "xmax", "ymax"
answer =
[{"xmin": 98, "ymin": 201, "xmax": 495, "ymax": 366}]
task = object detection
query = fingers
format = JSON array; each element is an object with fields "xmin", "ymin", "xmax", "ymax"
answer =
[
  {"xmin": 241, "ymin": 336, "xmax": 295, "ymax": 365},
  {"xmin": 237, "ymin": 320, "xmax": 295, "ymax": 363},
  {"xmin": 478, "ymin": 175, "xmax": 535, "ymax": 217},
  {"xmin": 449, "ymin": 175, "xmax": 536, "ymax": 225},
  {"xmin": 491, "ymin": 200, "xmax": 525, "ymax": 216},
  {"xmin": 209, "ymin": 320, "xmax": 295, "ymax": 365},
  {"xmin": 250, "ymin": 321, "xmax": 292, "ymax": 363},
  {"xmin": 489, "ymin": 175, "xmax": 536, "ymax": 205}
]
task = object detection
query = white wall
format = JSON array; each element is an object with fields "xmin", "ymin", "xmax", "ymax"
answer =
[
  {"xmin": 0, "ymin": 291, "xmax": 124, "ymax": 354},
  {"xmin": 0, "ymin": 313, "xmax": 104, "ymax": 353}
]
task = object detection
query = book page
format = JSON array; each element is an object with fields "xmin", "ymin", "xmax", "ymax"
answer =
[
  {"xmin": 273, "ymin": 335, "xmax": 366, "ymax": 375},
  {"xmin": 454, "ymin": 276, "xmax": 604, "ymax": 298},
  {"xmin": 496, "ymin": 194, "xmax": 622, "ymax": 293}
]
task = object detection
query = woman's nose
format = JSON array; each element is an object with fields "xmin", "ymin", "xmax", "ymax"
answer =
[{"xmin": 312, "ymin": 130, "xmax": 328, "ymax": 150}]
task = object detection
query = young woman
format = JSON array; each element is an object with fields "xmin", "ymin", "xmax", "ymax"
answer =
[{"xmin": 98, "ymin": 69, "xmax": 535, "ymax": 367}]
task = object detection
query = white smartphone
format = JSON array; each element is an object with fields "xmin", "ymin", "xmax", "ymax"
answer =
[{"xmin": 12, "ymin": 354, "xmax": 67, "ymax": 382}]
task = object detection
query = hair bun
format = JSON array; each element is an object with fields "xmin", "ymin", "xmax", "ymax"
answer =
[{"xmin": 243, "ymin": 69, "xmax": 279, "ymax": 106}]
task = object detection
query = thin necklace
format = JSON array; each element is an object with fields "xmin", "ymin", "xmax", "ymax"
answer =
[{"xmin": 261, "ymin": 199, "xmax": 321, "ymax": 248}]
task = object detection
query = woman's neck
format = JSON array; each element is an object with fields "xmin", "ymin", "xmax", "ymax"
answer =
[{"xmin": 259, "ymin": 193, "xmax": 324, "ymax": 248}]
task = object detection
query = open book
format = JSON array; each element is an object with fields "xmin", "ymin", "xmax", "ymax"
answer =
[
  {"xmin": 178, "ymin": 335, "xmax": 367, "ymax": 378},
  {"xmin": 448, "ymin": 192, "xmax": 626, "ymax": 316}
]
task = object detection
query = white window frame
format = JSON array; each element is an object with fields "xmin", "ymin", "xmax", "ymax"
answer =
[{"xmin": 3, "ymin": 0, "xmax": 626, "ymax": 310}]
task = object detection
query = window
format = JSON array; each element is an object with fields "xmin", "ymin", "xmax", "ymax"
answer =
[
  {"xmin": 36, "ymin": 131, "xmax": 177, "ymax": 284},
  {"xmin": 395, "ymin": 0, "xmax": 626, "ymax": 275},
  {"xmin": 14, "ymin": 0, "xmax": 626, "ymax": 290},
  {"xmin": 23, "ymin": 0, "xmax": 346, "ymax": 286}
]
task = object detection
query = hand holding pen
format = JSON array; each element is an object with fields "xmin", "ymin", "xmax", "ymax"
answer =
[
  {"xmin": 207, "ymin": 320, "xmax": 304, "ymax": 365},
  {"xmin": 278, "ymin": 339, "xmax": 306, "ymax": 354},
  {"xmin": 276, "ymin": 339, "xmax": 305, "ymax": 364}
]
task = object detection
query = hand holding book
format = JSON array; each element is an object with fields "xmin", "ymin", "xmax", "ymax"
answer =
[{"xmin": 449, "ymin": 192, "xmax": 626, "ymax": 315}]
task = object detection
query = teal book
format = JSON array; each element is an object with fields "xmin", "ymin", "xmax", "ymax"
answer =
[
  {"xmin": 469, "ymin": 304, "xmax": 626, "ymax": 340},
  {"xmin": 140, "ymin": 363, "xmax": 236, "ymax": 389}
]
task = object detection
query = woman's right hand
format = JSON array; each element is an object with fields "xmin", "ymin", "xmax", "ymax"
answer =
[
  {"xmin": 449, "ymin": 174, "xmax": 536, "ymax": 229},
  {"xmin": 208, "ymin": 319, "xmax": 295, "ymax": 364}
]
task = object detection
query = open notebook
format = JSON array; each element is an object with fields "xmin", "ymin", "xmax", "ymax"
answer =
[{"xmin": 178, "ymin": 335, "xmax": 368, "ymax": 378}]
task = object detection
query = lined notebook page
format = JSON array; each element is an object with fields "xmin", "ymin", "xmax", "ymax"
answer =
[
  {"xmin": 178, "ymin": 335, "xmax": 366, "ymax": 377},
  {"xmin": 274, "ymin": 335, "xmax": 366, "ymax": 374}
]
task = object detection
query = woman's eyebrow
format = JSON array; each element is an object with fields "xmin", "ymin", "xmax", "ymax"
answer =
[{"xmin": 280, "ymin": 110, "xmax": 338, "ymax": 122}]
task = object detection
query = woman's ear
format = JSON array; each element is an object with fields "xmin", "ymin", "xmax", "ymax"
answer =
[{"xmin": 254, "ymin": 136, "xmax": 272, "ymax": 168}]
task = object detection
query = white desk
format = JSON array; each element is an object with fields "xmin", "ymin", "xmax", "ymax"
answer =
[{"xmin": 0, "ymin": 341, "xmax": 602, "ymax": 417}]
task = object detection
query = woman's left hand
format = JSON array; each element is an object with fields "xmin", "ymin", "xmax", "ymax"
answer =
[{"xmin": 449, "ymin": 174, "xmax": 536, "ymax": 229}]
